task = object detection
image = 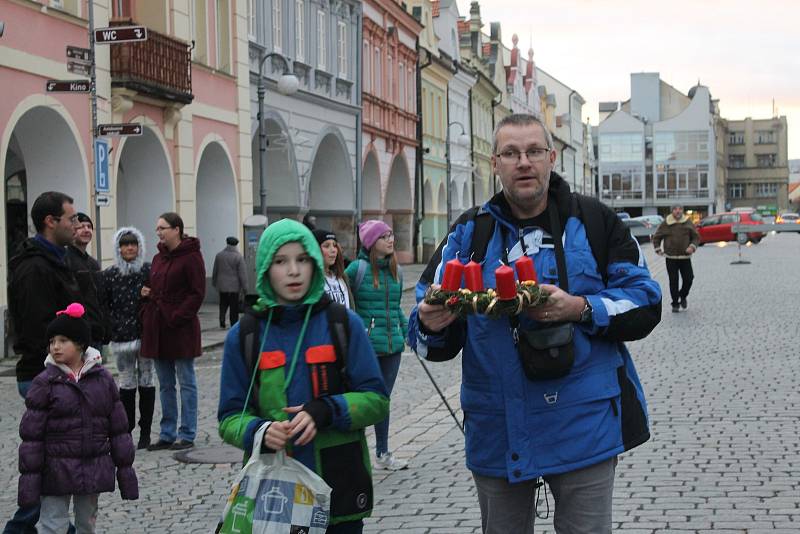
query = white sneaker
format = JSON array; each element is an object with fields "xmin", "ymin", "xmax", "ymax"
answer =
[{"xmin": 374, "ymin": 452, "xmax": 408, "ymax": 471}]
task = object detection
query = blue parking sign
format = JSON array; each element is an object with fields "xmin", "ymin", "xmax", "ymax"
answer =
[{"xmin": 94, "ymin": 139, "xmax": 109, "ymax": 193}]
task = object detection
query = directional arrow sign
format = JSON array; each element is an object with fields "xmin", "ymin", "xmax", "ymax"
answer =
[
  {"xmin": 95, "ymin": 194, "xmax": 111, "ymax": 207},
  {"xmin": 46, "ymin": 80, "xmax": 91, "ymax": 93},
  {"xmin": 95, "ymin": 26, "xmax": 148, "ymax": 44},
  {"xmin": 66, "ymin": 45, "xmax": 92, "ymax": 62},
  {"xmin": 67, "ymin": 61, "xmax": 92, "ymax": 76},
  {"xmin": 97, "ymin": 123, "xmax": 143, "ymax": 137}
]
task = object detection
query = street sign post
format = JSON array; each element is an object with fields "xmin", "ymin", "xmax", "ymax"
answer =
[
  {"xmin": 94, "ymin": 139, "xmax": 109, "ymax": 194},
  {"xmin": 46, "ymin": 80, "xmax": 91, "ymax": 93},
  {"xmin": 66, "ymin": 45, "xmax": 91, "ymax": 61},
  {"xmin": 94, "ymin": 25, "xmax": 147, "ymax": 44},
  {"xmin": 97, "ymin": 123, "xmax": 143, "ymax": 137},
  {"xmin": 67, "ymin": 60, "xmax": 92, "ymax": 76},
  {"xmin": 95, "ymin": 194, "xmax": 111, "ymax": 207}
]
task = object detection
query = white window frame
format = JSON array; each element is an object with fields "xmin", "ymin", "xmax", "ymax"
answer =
[
  {"xmin": 272, "ymin": 1, "xmax": 283, "ymax": 52},
  {"xmin": 295, "ymin": 0, "xmax": 305, "ymax": 61},
  {"xmin": 386, "ymin": 55, "xmax": 393, "ymax": 103},
  {"xmin": 363, "ymin": 40, "xmax": 370, "ymax": 92},
  {"xmin": 317, "ymin": 10, "xmax": 327, "ymax": 70},
  {"xmin": 373, "ymin": 48, "xmax": 381, "ymax": 97},
  {"xmin": 337, "ymin": 21, "xmax": 347, "ymax": 78},
  {"xmin": 248, "ymin": 0, "xmax": 256, "ymax": 39},
  {"xmin": 398, "ymin": 62, "xmax": 405, "ymax": 110}
]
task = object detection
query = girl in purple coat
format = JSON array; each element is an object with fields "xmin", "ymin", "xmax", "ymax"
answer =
[{"xmin": 18, "ymin": 303, "xmax": 138, "ymax": 534}]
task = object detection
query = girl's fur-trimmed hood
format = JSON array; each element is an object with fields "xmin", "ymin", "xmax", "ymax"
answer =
[{"xmin": 112, "ymin": 226, "xmax": 146, "ymax": 274}]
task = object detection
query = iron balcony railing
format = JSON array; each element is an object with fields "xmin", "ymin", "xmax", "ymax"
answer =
[{"xmin": 109, "ymin": 19, "xmax": 193, "ymax": 104}]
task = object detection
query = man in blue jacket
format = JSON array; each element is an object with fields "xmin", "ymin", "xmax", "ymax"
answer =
[{"xmin": 408, "ymin": 114, "xmax": 662, "ymax": 533}]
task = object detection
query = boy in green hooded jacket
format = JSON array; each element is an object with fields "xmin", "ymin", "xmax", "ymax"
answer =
[{"xmin": 217, "ymin": 219, "xmax": 389, "ymax": 532}]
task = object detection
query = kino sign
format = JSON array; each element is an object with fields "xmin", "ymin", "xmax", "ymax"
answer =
[
  {"xmin": 94, "ymin": 26, "xmax": 148, "ymax": 44},
  {"xmin": 46, "ymin": 80, "xmax": 90, "ymax": 93}
]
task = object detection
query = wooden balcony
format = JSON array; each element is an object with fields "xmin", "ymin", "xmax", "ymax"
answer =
[{"xmin": 109, "ymin": 20, "xmax": 193, "ymax": 104}]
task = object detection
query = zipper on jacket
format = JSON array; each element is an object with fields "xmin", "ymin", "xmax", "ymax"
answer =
[
  {"xmin": 367, "ymin": 317, "xmax": 375, "ymax": 336},
  {"xmin": 385, "ymin": 270, "xmax": 393, "ymax": 353}
]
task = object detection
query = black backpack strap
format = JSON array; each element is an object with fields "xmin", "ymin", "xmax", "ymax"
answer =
[
  {"xmin": 325, "ymin": 302, "xmax": 350, "ymax": 390},
  {"xmin": 575, "ymin": 194, "xmax": 609, "ymax": 284},
  {"xmin": 238, "ymin": 312, "xmax": 261, "ymax": 406},
  {"xmin": 469, "ymin": 208, "xmax": 496, "ymax": 264}
]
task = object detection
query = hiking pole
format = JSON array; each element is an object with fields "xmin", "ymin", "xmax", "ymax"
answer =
[{"xmin": 414, "ymin": 353, "xmax": 464, "ymax": 435}]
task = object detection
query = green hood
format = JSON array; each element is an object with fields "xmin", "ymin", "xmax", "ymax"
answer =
[{"xmin": 253, "ymin": 218, "xmax": 325, "ymax": 311}]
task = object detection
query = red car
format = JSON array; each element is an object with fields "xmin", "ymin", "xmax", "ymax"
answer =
[{"xmin": 697, "ymin": 211, "xmax": 766, "ymax": 245}]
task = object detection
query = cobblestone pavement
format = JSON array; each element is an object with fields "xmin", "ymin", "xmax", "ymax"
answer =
[{"xmin": 1, "ymin": 235, "xmax": 799, "ymax": 532}]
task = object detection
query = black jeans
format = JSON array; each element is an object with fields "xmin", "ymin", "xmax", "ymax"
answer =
[
  {"xmin": 218, "ymin": 292, "xmax": 240, "ymax": 327},
  {"xmin": 665, "ymin": 258, "xmax": 694, "ymax": 305}
]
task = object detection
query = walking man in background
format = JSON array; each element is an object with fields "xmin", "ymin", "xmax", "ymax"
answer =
[
  {"xmin": 211, "ymin": 236, "xmax": 247, "ymax": 328},
  {"xmin": 652, "ymin": 204, "xmax": 700, "ymax": 313}
]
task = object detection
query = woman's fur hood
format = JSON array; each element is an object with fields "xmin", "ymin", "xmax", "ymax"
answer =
[{"xmin": 112, "ymin": 226, "xmax": 146, "ymax": 274}]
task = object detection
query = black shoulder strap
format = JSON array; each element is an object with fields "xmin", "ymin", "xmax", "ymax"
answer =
[
  {"xmin": 470, "ymin": 209, "xmax": 496, "ymax": 263},
  {"xmin": 575, "ymin": 194, "xmax": 609, "ymax": 284},
  {"xmin": 325, "ymin": 302, "xmax": 350, "ymax": 389},
  {"xmin": 238, "ymin": 312, "xmax": 261, "ymax": 406}
]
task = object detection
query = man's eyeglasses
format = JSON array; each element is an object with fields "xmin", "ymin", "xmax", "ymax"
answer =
[
  {"xmin": 496, "ymin": 148, "xmax": 551, "ymax": 164},
  {"xmin": 379, "ymin": 232, "xmax": 395, "ymax": 241},
  {"xmin": 53, "ymin": 215, "xmax": 80, "ymax": 225}
]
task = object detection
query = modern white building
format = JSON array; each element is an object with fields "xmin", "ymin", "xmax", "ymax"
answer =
[{"xmin": 597, "ymin": 73, "xmax": 723, "ymax": 217}]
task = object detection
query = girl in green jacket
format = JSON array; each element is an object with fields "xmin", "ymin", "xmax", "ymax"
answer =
[{"xmin": 345, "ymin": 220, "xmax": 408, "ymax": 471}]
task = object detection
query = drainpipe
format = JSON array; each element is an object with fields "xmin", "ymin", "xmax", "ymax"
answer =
[
  {"xmin": 468, "ymin": 86, "xmax": 475, "ymax": 206},
  {"xmin": 354, "ymin": 6, "xmax": 363, "ymax": 249},
  {"xmin": 414, "ymin": 41, "xmax": 432, "ymax": 262}
]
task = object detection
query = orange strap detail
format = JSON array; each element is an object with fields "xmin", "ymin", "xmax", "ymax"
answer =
[
  {"xmin": 305, "ymin": 345, "xmax": 336, "ymax": 364},
  {"xmin": 259, "ymin": 350, "xmax": 286, "ymax": 370}
]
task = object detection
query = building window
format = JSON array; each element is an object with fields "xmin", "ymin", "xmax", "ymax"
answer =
[
  {"xmin": 755, "ymin": 130, "xmax": 775, "ymax": 144},
  {"xmin": 190, "ymin": 0, "xmax": 208, "ymax": 63},
  {"xmin": 317, "ymin": 10, "xmax": 326, "ymax": 70},
  {"xmin": 373, "ymin": 48, "xmax": 381, "ymax": 97},
  {"xmin": 294, "ymin": 0, "xmax": 305, "ymax": 61},
  {"xmin": 729, "ymin": 155, "xmax": 745, "ymax": 169},
  {"xmin": 757, "ymin": 153, "xmax": 777, "ymax": 168},
  {"xmin": 728, "ymin": 131, "xmax": 744, "ymax": 145},
  {"xmin": 363, "ymin": 40, "xmax": 370, "ymax": 92},
  {"xmin": 398, "ymin": 62, "xmax": 405, "ymax": 110},
  {"xmin": 337, "ymin": 21, "xmax": 347, "ymax": 78},
  {"xmin": 654, "ymin": 131, "xmax": 708, "ymax": 161},
  {"xmin": 599, "ymin": 133, "xmax": 643, "ymax": 163},
  {"xmin": 729, "ymin": 183, "xmax": 745, "ymax": 199},
  {"xmin": 755, "ymin": 183, "xmax": 778, "ymax": 197},
  {"xmin": 408, "ymin": 68, "xmax": 414, "ymax": 111},
  {"xmin": 248, "ymin": 0, "xmax": 256, "ymax": 39},
  {"xmin": 386, "ymin": 55, "xmax": 393, "ymax": 102},
  {"xmin": 272, "ymin": 1, "xmax": 283, "ymax": 52},
  {"xmin": 216, "ymin": 0, "xmax": 231, "ymax": 72}
]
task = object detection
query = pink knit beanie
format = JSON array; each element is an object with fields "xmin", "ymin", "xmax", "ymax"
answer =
[{"xmin": 358, "ymin": 220, "xmax": 392, "ymax": 250}]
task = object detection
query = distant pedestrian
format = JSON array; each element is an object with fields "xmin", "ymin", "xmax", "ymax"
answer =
[
  {"xmin": 64, "ymin": 212, "xmax": 109, "ymax": 348},
  {"xmin": 314, "ymin": 229, "xmax": 353, "ymax": 309},
  {"xmin": 102, "ymin": 227, "xmax": 155, "ymax": 450},
  {"xmin": 302, "ymin": 213, "xmax": 317, "ymax": 230},
  {"xmin": 140, "ymin": 212, "xmax": 205, "ymax": 451},
  {"xmin": 18, "ymin": 303, "xmax": 138, "ymax": 534},
  {"xmin": 652, "ymin": 204, "xmax": 700, "ymax": 312},
  {"xmin": 211, "ymin": 236, "xmax": 248, "ymax": 328},
  {"xmin": 346, "ymin": 220, "xmax": 408, "ymax": 471},
  {"xmin": 5, "ymin": 191, "xmax": 83, "ymax": 533}
]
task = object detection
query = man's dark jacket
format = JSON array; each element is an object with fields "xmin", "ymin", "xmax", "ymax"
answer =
[
  {"xmin": 65, "ymin": 245, "xmax": 109, "ymax": 344},
  {"xmin": 8, "ymin": 238, "xmax": 83, "ymax": 382}
]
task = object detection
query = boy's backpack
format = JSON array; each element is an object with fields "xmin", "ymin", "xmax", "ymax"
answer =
[
  {"xmin": 352, "ymin": 259, "xmax": 404, "ymax": 293},
  {"xmin": 467, "ymin": 193, "xmax": 610, "ymax": 284},
  {"xmin": 238, "ymin": 301, "xmax": 350, "ymax": 404}
]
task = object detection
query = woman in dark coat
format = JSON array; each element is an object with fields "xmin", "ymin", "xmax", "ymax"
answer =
[{"xmin": 140, "ymin": 212, "xmax": 205, "ymax": 451}]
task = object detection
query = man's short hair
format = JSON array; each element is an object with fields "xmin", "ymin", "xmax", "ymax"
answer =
[
  {"xmin": 492, "ymin": 113, "xmax": 554, "ymax": 154},
  {"xmin": 76, "ymin": 212, "xmax": 93, "ymax": 229},
  {"xmin": 226, "ymin": 236, "xmax": 239, "ymax": 246},
  {"xmin": 671, "ymin": 204, "xmax": 683, "ymax": 210},
  {"xmin": 31, "ymin": 191, "xmax": 74, "ymax": 233}
]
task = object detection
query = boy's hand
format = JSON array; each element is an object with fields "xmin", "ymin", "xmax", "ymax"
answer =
[
  {"xmin": 284, "ymin": 406, "xmax": 317, "ymax": 446},
  {"xmin": 263, "ymin": 421, "xmax": 291, "ymax": 450}
]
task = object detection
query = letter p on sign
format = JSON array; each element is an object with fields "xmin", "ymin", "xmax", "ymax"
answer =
[{"xmin": 94, "ymin": 139, "xmax": 110, "ymax": 193}]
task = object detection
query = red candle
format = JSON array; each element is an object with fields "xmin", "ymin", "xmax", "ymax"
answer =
[
  {"xmin": 464, "ymin": 261, "xmax": 483, "ymax": 291},
  {"xmin": 441, "ymin": 258, "xmax": 464, "ymax": 291},
  {"xmin": 495, "ymin": 264, "xmax": 517, "ymax": 300},
  {"xmin": 515, "ymin": 255, "xmax": 537, "ymax": 283}
]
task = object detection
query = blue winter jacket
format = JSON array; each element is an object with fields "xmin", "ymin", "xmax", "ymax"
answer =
[{"xmin": 407, "ymin": 174, "xmax": 662, "ymax": 482}]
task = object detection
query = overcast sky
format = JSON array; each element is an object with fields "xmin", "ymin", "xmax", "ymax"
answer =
[{"xmin": 455, "ymin": 0, "xmax": 799, "ymax": 159}]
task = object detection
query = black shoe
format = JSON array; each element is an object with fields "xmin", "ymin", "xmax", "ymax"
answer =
[
  {"xmin": 170, "ymin": 440, "xmax": 195, "ymax": 450},
  {"xmin": 680, "ymin": 297, "xmax": 687, "ymax": 309},
  {"xmin": 219, "ymin": 323, "xmax": 226, "ymax": 329},
  {"xmin": 137, "ymin": 435, "xmax": 151, "ymax": 450},
  {"xmin": 147, "ymin": 439, "xmax": 174, "ymax": 451},
  {"xmin": 671, "ymin": 305, "xmax": 680, "ymax": 313}
]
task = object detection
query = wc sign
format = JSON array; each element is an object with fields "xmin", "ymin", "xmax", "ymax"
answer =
[{"xmin": 94, "ymin": 139, "xmax": 110, "ymax": 193}]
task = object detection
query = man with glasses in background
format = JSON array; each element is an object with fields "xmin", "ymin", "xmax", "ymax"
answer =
[
  {"xmin": 5, "ymin": 191, "xmax": 83, "ymax": 533},
  {"xmin": 408, "ymin": 114, "xmax": 661, "ymax": 533}
]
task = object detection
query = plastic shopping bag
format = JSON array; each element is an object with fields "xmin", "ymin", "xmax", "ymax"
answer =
[{"xmin": 219, "ymin": 423, "xmax": 332, "ymax": 534}]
